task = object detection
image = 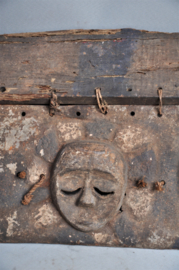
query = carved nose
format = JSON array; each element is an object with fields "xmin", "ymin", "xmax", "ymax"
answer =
[{"xmin": 78, "ymin": 187, "xmax": 96, "ymax": 207}]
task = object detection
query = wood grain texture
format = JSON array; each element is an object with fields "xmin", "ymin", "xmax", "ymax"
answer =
[{"xmin": 0, "ymin": 29, "xmax": 179, "ymax": 100}]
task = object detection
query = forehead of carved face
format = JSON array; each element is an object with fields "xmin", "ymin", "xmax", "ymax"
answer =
[{"xmin": 51, "ymin": 141, "xmax": 127, "ymax": 232}]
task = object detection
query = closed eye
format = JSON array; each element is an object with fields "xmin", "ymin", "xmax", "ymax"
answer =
[
  {"xmin": 94, "ymin": 187, "xmax": 114, "ymax": 196},
  {"xmin": 61, "ymin": 188, "xmax": 82, "ymax": 195}
]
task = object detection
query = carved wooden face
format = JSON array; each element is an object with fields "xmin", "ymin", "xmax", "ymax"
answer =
[{"xmin": 51, "ymin": 141, "xmax": 127, "ymax": 232}]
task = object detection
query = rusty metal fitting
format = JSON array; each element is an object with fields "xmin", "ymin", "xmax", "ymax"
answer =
[
  {"xmin": 49, "ymin": 91, "xmax": 58, "ymax": 117},
  {"xmin": 96, "ymin": 88, "xmax": 108, "ymax": 114},
  {"xmin": 154, "ymin": 180, "xmax": 165, "ymax": 191},
  {"xmin": 22, "ymin": 174, "xmax": 46, "ymax": 205},
  {"xmin": 136, "ymin": 177, "xmax": 147, "ymax": 188},
  {"xmin": 158, "ymin": 87, "xmax": 163, "ymax": 117},
  {"xmin": 17, "ymin": 171, "xmax": 26, "ymax": 179}
]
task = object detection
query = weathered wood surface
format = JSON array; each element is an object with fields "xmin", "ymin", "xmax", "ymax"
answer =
[
  {"xmin": 0, "ymin": 104, "xmax": 179, "ymax": 249},
  {"xmin": 1, "ymin": 29, "xmax": 179, "ymax": 249},
  {"xmin": 0, "ymin": 29, "xmax": 179, "ymax": 101}
]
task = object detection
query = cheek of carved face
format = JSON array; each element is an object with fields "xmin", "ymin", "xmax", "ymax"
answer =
[{"xmin": 55, "ymin": 170, "xmax": 122, "ymax": 232}]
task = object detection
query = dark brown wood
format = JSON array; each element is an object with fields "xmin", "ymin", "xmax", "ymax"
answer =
[
  {"xmin": 2, "ymin": 93, "xmax": 179, "ymax": 105},
  {"xmin": 0, "ymin": 94, "xmax": 50, "ymax": 105},
  {"xmin": 0, "ymin": 29, "xmax": 179, "ymax": 100}
]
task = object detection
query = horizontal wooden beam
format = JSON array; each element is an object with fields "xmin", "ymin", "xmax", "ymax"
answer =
[
  {"xmin": 1, "ymin": 93, "xmax": 179, "ymax": 106},
  {"xmin": 1, "ymin": 29, "xmax": 179, "ymax": 99}
]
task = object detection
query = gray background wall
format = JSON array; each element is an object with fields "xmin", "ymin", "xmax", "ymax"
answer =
[
  {"xmin": 0, "ymin": 0, "xmax": 179, "ymax": 269},
  {"xmin": 0, "ymin": 0, "xmax": 179, "ymax": 34}
]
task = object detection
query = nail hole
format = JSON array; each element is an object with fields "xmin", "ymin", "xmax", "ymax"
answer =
[
  {"xmin": 160, "ymin": 180, "xmax": 166, "ymax": 185},
  {"xmin": 158, "ymin": 113, "xmax": 162, "ymax": 117},
  {"xmin": 0, "ymin": 87, "xmax": 6, "ymax": 92},
  {"xmin": 158, "ymin": 87, "xmax": 163, "ymax": 90},
  {"xmin": 119, "ymin": 206, "xmax": 123, "ymax": 212},
  {"xmin": 22, "ymin": 112, "xmax": 26, "ymax": 117},
  {"xmin": 127, "ymin": 88, "xmax": 132, "ymax": 92},
  {"xmin": 175, "ymin": 84, "xmax": 178, "ymax": 87},
  {"xmin": 125, "ymin": 193, "xmax": 127, "ymax": 196},
  {"xmin": 130, "ymin": 111, "xmax": 135, "ymax": 116},
  {"xmin": 17, "ymin": 171, "xmax": 26, "ymax": 179},
  {"xmin": 136, "ymin": 178, "xmax": 147, "ymax": 188},
  {"xmin": 76, "ymin": 111, "xmax": 81, "ymax": 117}
]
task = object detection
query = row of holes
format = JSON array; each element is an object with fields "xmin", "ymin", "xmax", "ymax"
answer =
[
  {"xmin": 0, "ymin": 87, "xmax": 173, "ymax": 93},
  {"xmin": 2, "ymin": 86, "xmax": 179, "ymax": 93},
  {"xmin": 76, "ymin": 111, "xmax": 136, "ymax": 117},
  {"xmin": 21, "ymin": 111, "xmax": 163, "ymax": 118},
  {"xmin": 0, "ymin": 87, "xmax": 133, "ymax": 93},
  {"xmin": 0, "ymin": 85, "xmax": 161, "ymax": 117},
  {"xmin": 74, "ymin": 111, "xmax": 136, "ymax": 117},
  {"xmin": 9, "ymin": 110, "xmax": 135, "ymax": 117},
  {"xmin": 76, "ymin": 110, "xmax": 163, "ymax": 117}
]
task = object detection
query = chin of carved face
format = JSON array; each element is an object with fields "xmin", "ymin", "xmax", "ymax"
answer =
[{"xmin": 51, "ymin": 141, "xmax": 127, "ymax": 232}]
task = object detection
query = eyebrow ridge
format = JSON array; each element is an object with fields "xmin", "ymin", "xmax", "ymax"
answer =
[{"xmin": 59, "ymin": 168, "xmax": 117, "ymax": 182}]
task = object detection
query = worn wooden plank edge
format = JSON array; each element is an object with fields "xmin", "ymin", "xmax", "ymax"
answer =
[
  {"xmin": 0, "ymin": 28, "xmax": 179, "ymax": 44},
  {"xmin": 1, "ymin": 28, "xmax": 179, "ymax": 98}
]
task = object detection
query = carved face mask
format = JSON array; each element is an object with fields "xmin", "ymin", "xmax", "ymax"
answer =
[{"xmin": 51, "ymin": 141, "xmax": 127, "ymax": 232}]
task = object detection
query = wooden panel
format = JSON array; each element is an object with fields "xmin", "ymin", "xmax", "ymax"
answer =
[
  {"xmin": 0, "ymin": 29, "xmax": 179, "ymax": 100},
  {"xmin": 0, "ymin": 104, "xmax": 179, "ymax": 249},
  {"xmin": 1, "ymin": 28, "xmax": 179, "ymax": 249}
]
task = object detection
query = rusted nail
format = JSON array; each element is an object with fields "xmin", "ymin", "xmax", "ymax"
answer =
[
  {"xmin": 136, "ymin": 177, "xmax": 147, "ymax": 188},
  {"xmin": 22, "ymin": 174, "xmax": 46, "ymax": 205},
  {"xmin": 49, "ymin": 91, "xmax": 58, "ymax": 117},
  {"xmin": 17, "ymin": 171, "xmax": 26, "ymax": 179},
  {"xmin": 154, "ymin": 180, "xmax": 165, "ymax": 191}
]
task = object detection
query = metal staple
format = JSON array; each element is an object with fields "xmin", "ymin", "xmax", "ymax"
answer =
[
  {"xmin": 96, "ymin": 88, "xmax": 108, "ymax": 114},
  {"xmin": 158, "ymin": 88, "xmax": 163, "ymax": 116}
]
